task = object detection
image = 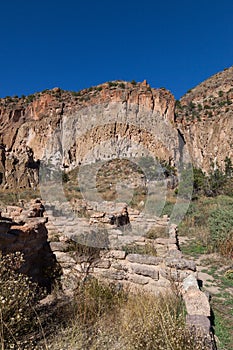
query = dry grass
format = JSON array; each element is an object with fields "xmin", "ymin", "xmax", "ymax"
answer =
[
  {"xmin": 45, "ymin": 280, "xmax": 209, "ymax": 350},
  {"xmin": 0, "ymin": 255, "xmax": 210, "ymax": 350}
]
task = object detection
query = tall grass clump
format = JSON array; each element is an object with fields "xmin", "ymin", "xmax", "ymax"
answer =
[
  {"xmin": 47, "ymin": 283, "xmax": 210, "ymax": 350},
  {"xmin": 208, "ymin": 207, "xmax": 233, "ymax": 257},
  {"xmin": 119, "ymin": 292, "xmax": 209, "ymax": 350}
]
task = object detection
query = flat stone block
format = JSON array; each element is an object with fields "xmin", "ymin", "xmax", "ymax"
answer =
[
  {"xmin": 183, "ymin": 289, "xmax": 211, "ymax": 316},
  {"xmin": 130, "ymin": 263, "xmax": 159, "ymax": 280},
  {"xmin": 100, "ymin": 270, "xmax": 126, "ymax": 280},
  {"xmin": 165, "ymin": 257, "xmax": 196, "ymax": 271},
  {"xmin": 55, "ymin": 251, "xmax": 76, "ymax": 267},
  {"xmin": 129, "ymin": 274, "xmax": 150, "ymax": 285},
  {"xmin": 186, "ymin": 314, "xmax": 211, "ymax": 333},
  {"xmin": 50, "ymin": 241, "xmax": 69, "ymax": 252},
  {"xmin": 106, "ymin": 250, "xmax": 126, "ymax": 259},
  {"xmin": 167, "ymin": 249, "xmax": 183, "ymax": 258},
  {"xmin": 127, "ymin": 253, "xmax": 162, "ymax": 265},
  {"xmin": 94, "ymin": 259, "xmax": 111, "ymax": 269}
]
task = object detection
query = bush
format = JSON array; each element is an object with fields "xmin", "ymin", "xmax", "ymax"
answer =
[
  {"xmin": 208, "ymin": 208, "xmax": 233, "ymax": 257},
  {"xmin": 175, "ymin": 100, "xmax": 182, "ymax": 109},
  {"xmin": 0, "ymin": 252, "xmax": 43, "ymax": 348},
  {"xmin": 71, "ymin": 91, "xmax": 81, "ymax": 97},
  {"xmin": 119, "ymin": 82, "xmax": 125, "ymax": 89},
  {"xmin": 108, "ymin": 81, "xmax": 118, "ymax": 88},
  {"xmin": 62, "ymin": 171, "xmax": 69, "ymax": 183},
  {"xmin": 189, "ymin": 160, "xmax": 233, "ymax": 198}
]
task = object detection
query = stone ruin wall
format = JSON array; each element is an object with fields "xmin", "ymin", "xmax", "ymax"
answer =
[
  {"xmin": 0, "ymin": 200, "xmax": 214, "ymax": 348},
  {"xmin": 51, "ymin": 224, "xmax": 212, "ymax": 338},
  {"xmin": 0, "ymin": 200, "xmax": 58, "ymax": 290},
  {"xmin": 45, "ymin": 202, "xmax": 213, "ymax": 345}
]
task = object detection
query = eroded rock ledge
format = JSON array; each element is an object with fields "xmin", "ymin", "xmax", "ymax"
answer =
[{"xmin": 0, "ymin": 199, "xmax": 59, "ymax": 290}]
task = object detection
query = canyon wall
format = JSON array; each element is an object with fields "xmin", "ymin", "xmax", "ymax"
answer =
[
  {"xmin": 175, "ymin": 66, "xmax": 233, "ymax": 172},
  {"xmin": 1, "ymin": 66, "xmax": 233, "ymax": 189},
  {"xmin": 0, "ymin": 80, "xmax": 180, "ymax": 190}
]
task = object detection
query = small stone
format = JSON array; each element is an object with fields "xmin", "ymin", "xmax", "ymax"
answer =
[
  {"xmin": 106, "ymin": 250, "xmax": 126, "ymax": 259},
  {"xmin": 129, "ymin": 274, "xmax": 149, "ymax": 285},
  {"xmin": 111, "ymin": 262, "xmax": 128, "ymax": 271},
  {"xmin": 167, "ymin": 249, "xmax": 183, "ymax": 258},
  {"xmin": 50, "ymin": 241, "xmax": 69, "ymax": 252},
  {"xmin": 155, "ymin": 238, "xmax": 169, "ymax": 245},
  {"xmin": 54, "ymin": 252, "xmax": 76, "ymax": 268},
  {"xmin": 182, "ymin": 274, "xmax": 199, "ymax": 291},
  {"xmin": 94, "ymin": 259, "xmax": 111, "ymax": 269}
]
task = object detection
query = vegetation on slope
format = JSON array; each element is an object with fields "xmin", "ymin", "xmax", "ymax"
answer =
[{"xmin": 0, "ymin": 258, "xmax": 209, "ymax": 349}]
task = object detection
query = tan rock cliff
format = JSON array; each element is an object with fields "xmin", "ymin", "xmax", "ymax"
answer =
[{"xmin": 1, "ymin": 67, "xmax": 233, "ymax": 190}]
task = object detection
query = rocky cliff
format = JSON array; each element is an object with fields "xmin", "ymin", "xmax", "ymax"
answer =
[
  {"xmin": 0, "ymin": 66, "xmax": 233, "ymax": 190},
  {"xmin": 0, "ymin": 80, "xmax": 178, "ymax": 190},
  {"xmin": 175, "ymin": 66, "xmax": 233, "ymax": 172},
  {"xmin": 0, "ymin": 199, "xmax": 59, "ymax": 289}
]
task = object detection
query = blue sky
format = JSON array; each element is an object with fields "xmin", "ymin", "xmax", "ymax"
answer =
[{"xmin": 1, "ymin": 0, "xmax": 233, "ymax": 99}]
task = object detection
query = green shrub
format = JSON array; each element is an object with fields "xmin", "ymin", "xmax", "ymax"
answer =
[
  {"xmin": 175, "ymin": 100, "xmax": 182, "ymax": 109},
  {"xmin": 26, "ymin": 94, "xmax": 35, "ymax": 103},
  {"xmin": 161, "ymin": 200, "xmax": 175, "ymax": 216},
  {"xmin": 71, "ymin": 91, "xmax": 81, "ymax": 97},
  {"xmin": 176, "ymin": 164, "xmax": 193, "ymax": 200},
  {"xmin": 62, "ymin": 171, "xmax": 69, "ymax": 183},
  {"xmin": 119, "ymin": 82, "xmax": 125, "ymax": 89},
  {"xmin": 225, "ymin": 156, "xmax": 233, "ymax": 178},
  {"xmin": 188, "ymin": 102, "xmax": 196, "ymax": 110},
  {"xmin": 208, "ymin": 208, "xmax": 233, "ymax": 257},
  {"xmin": 108, "ymin": 81, "xmax": 118, "ymax": 88}
]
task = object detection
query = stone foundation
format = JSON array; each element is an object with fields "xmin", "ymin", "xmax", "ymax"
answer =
[{"xmin": 46, "ymin": 206, "xmax": 214, "ymax": 347}]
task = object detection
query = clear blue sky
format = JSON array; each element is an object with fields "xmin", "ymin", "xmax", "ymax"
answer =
[{"xmin": 1, "ymin": 0, "xmax": 233, "ymax": 99}]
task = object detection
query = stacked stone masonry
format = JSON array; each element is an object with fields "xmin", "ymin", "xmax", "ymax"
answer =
[
  {"xmin": 45, "ymin": 204, "xmax": 213, "ymax": 347},
  {"xmin": 0, "ymin": 199, "xmax": 58, "ymax": 289},
  {"xmin": 0, "ymin": 200, "xmax": 214, "ymax": 348}
]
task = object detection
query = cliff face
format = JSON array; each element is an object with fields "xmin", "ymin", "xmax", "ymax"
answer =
[
  {"xmin": 0, "ymin": 81, "xmax": 179, "ymax": 190},
  {"xmin": 175, "ymin": 66, "xmax": 233, "ymax": 172},
  {"xmin": 1, "ymin": 66, "xmax": 233, "ymax": 190}
]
